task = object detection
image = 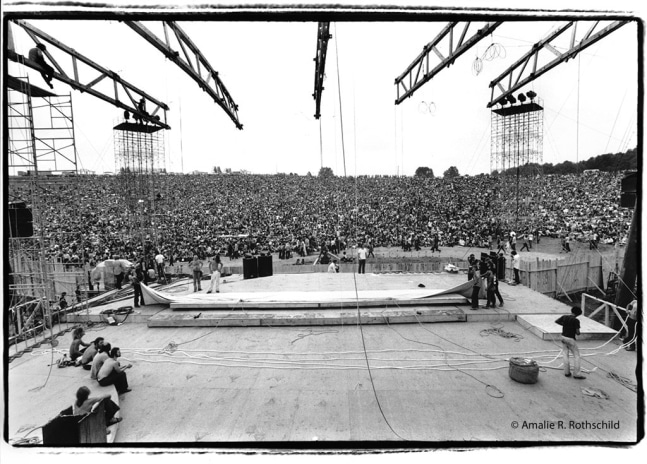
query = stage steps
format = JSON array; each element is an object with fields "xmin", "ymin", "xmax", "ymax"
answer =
[{"xmin": 517, "ymin": 314, "xmax": 618, "ymax": 341}]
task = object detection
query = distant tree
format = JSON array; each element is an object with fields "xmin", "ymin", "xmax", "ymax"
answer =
[
  {"xmin": 414, "ymin": 166, "xmax": 435, "ymax": 178},
  {"xmin": 443, "ymin": 166, "xmax": 460, "ymax": 179},
  {"xmin": 306, "ymin": 171, "xmax": 312, "ymax": 177},
  {"xmin": 318, "ymin": 167, "xmax": 334, "ymax": 178}
]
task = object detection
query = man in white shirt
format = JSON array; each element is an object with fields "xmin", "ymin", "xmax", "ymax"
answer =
[
  {"xmin": 328, "ymin": 259, "xmax": 339, "ymax": 273},
  {"xmin": 357, "ymin": 244, "xmax": 367, "ymax": 274},
  {"xmin": 511, "ymin": 251, "xmax": 520, "ymax": 284},
  {"xmin": 155, "ymin": 251, "xmax": 166, "ymax": 277}
]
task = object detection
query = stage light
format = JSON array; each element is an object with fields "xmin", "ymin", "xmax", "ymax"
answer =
[
  {"xmin": 526, "ymin": 90, "xmax": 537, "ymax": 100},
  {"xmin": 518, "ymin": 93, "xmax": 526, "ymax": 103},
  {"xmin": 507, "ymin": 94, "xmax": 517, "ymax": 105}
]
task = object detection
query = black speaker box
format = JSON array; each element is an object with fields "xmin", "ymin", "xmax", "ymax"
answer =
[
  {"xmin": 7, "ymin": 202, "xmax": 33, "ymax": 237},
  {"xmin": 258, "ymin": 255, "xmax": 273, "ymax": 277},
  {"xmin": 243, "ymin": 257, "xmax": 258, "ymax": 280}
]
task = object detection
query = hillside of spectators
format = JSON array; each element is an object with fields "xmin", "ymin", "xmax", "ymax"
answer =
[{"xmin": 7, "ymin": 171, "xmax": 633, "ymax": 266}]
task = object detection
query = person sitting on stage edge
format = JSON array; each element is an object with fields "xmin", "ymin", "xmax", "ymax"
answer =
[
  {"xmin": 73, "ymin": 386, "xmax": 122, "ymax": 426},
  {"xmin": 97, "ymin": 347, "xmax": 132, "ymax": 394},
  {"xmin": 90, "ymin": 342, "xmax": 112, "ymax": 380},
  {"xmin": 79, "ymin": 337, "xmax": 105, "ymax": 370},
  {"xmin": 70, "ymin": 327, "xmax": 91, "ymax": 364}
]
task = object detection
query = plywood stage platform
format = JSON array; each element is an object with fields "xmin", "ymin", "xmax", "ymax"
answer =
[{"xmin": 62, "ymin": 272, "xmax": 619, "ymax": 339}]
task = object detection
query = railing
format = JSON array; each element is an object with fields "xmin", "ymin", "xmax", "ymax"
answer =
[
  {"xmin": 582, "ymin": 293, "xmax": 628, "ymax": 332},
  {"xmin": 7, "ymin": 303, "xmax": 80, "ymax": 360}
]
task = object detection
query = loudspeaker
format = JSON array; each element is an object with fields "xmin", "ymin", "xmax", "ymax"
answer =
[
  {"xmin": 258, "ymin": 255, "xmax": 273, "ymax": 277},
  {"xmin": 243, "ymin": 257, "xmax": 258, "ymax": 280},
  {"xmin": 620, "ymin": 193, "xmax": 636, "ymax": 209},
  {"xmin": 620, "ymin": 172, "xmax": 637, "ymax": 208},
  {"xmin": 497, "ymin": 256, "xmax": 506, "ymax": 280},
  {"xmin": 7, "ymin": 202, "xmax": 33, "ymax": 237}
]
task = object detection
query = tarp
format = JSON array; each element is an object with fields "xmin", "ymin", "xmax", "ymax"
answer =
[{"xmin": 140, "ymin": 278, "xmax": 475, "ymax": 306}]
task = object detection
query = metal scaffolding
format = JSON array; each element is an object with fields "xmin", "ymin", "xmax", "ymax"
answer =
[
  {"xmin": 490, "ymin": 98, "xmax": 544, "ymax": 174},
  {"xmin": 7, "ymin": 191, "xmax": 88, "ymax": 357},
  {"xmin": 113, "ymin": 120, "xmax": 166, "ymax": 256},
  {"xmin": 490, "ymin": 97, "xmax": 544, "ymax": 228},
  {"xmin": 7, "ymin": 76, "xmax": 78, "ymax": 175}
]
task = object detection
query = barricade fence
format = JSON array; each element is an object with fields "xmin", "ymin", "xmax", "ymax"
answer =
[{"xmin": 505, "ymin": 254, "xmax": 604, "ymax": 298}]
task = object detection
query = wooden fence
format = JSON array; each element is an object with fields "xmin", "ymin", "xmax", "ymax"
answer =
[{"xmin": 506, "ymin": 254, "xmax": 604, "ymax": 298}]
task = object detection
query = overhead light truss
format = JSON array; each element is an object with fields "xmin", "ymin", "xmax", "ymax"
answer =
[
  {"xmin": 125, "ymin": 21, "xmax": 243, "ymax": 129},
  {"xmin": 313, "ymin": 22, "xmax": 331, "ymax": 119},
  {"xmin": 8, "ymin": 19, "xmax": 171, "ymax": 130},
  {"xmin": 395, "ymin": 21, "xmax": 502, "ymax": 104},
  {"xmin": 487, "ymin": 20, "xmax": 629, "ymax": 108}
]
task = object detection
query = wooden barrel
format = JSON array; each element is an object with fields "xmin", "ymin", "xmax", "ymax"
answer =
[{"xmin": 509, "ymin": 357, "xmax": 539, "ymax": 384}]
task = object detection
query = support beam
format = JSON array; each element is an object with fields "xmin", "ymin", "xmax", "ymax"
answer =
[
  {"xmin": 8, "ymin": 19, "xmax": 170, "ymax": 130},
  {"xmin": 487, "ymin": 20, "xmax": 629, "ymax": 108},
  {"xmin": 313, "ymin": 22, "xmax": 331, "ymax": 119},
  {"xmin": 125, "ymin": 21, "xmax": 243, "ymax": 130},
  {"xmin": 395, "ymin": 21, "xmax": 502, "ymax": 104}
]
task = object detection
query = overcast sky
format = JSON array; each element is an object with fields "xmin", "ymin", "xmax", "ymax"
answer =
[{"xmin": 4, "ymin": 2, "xmax": 641, "ymax": 177}]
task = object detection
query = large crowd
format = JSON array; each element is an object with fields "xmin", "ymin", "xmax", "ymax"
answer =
[{"xmin": 8, "ymin": 170, "xmax": 632, "ymax": 267}]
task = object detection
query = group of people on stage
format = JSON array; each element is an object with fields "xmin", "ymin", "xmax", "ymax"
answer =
[
  {"xmin": 64, "ymin": 326, "xmax": 132, "ymax": 431},
  {"xmin": 68, "ymin": 327, "xmax": 133, "ymax": 395},
  {"xmin": 467, "ymin": 253, "xmax": 505, "ymax": 310}
]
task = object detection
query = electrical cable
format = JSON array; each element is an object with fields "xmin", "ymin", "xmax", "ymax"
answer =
[
  {"xmin": 350, "ymin": 276, "xmax": 407, "ymax": 440},
  {"xmin": 28, "ymin": 341, "xmax": 55, "ymax": 392}
]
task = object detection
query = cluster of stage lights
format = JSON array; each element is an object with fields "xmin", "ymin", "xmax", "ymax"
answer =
[{"xmin": 499, "ymin": 90, "xmax": 537, "ymax": 106}]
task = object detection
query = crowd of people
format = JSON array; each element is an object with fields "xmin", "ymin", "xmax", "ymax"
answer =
[{"xmin": 8, "ymin": 170, "xmax": 632, "ymax": 270}]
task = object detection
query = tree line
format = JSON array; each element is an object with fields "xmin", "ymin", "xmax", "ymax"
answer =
[{"xmin": 411, "ymin": 148, "xmax": 636, "ymax": 179}]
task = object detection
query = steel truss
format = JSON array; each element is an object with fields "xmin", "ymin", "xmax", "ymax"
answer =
[
  {"xmin": 487, "ymin": 20, "xmax": 629, "ymax": 108},
  {"xmin": 8, "ymin": 19, "xmax": 170, "ymax": 129},
  {"xmin": 313, "ymin": 22, "xmax": 331, "ymax": 119},
  {"xmin": 125, "ymin": 21, "xmax": 242, "ymax": 129},
  {"xmin": 395, "ymin": 21, "xmax": 502, "ymax": 104}
]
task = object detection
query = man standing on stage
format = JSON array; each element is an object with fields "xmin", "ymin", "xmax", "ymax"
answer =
[
  {"xmin": 555, "ymin": 307, "xmax": 586, "ymax": 379},
  {"xmin": 189, "ymin": 255, "xmax": 203, "ymax": 292},
  {"xmin": 155, "ymin": 250, "xmax": 166, "ymax": 279},
  {"xmin": 207, "ymin": 254, "xmax": 223, "ymax": 294},
  {"xmin": 511, "ymin": 251, "xmax": 520, "ymax": 284},
  {"xmin": 357, "ymin": 243, "xmax": 367, "ymax": 274}
]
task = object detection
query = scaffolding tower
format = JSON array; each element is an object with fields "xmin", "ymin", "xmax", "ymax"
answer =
[
  {"xmin": 7, "ymin": 76, "xmax": 78, "ymax": 175},
  {"xmin": 490, "ymin": 97, "xmax": 544, "ymax": 174},
  {"xmin": 113, "ymin": 120, "xmax": 166, "ymax": 258},
  {"xmin": 490, "ymin": 96, "xmax": 544, "ymax": 228}
]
